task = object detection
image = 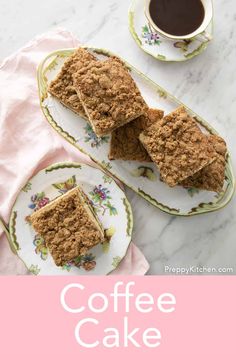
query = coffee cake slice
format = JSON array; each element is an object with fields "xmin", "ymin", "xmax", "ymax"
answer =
[
  {"xmin": 29, "ymin": 187, "xmax": 104, "ymax": 267},
  {"xmin": 139, "ymin": 106, "xmax": 215, "ymax": 187},
  {"xmin": 181, "ymin": 135, "xmax": 227, "ymax": 192},
  {"xmin": 109, "ymin": 108, "xmax": 164, "ymax": 162},
  {"xmin": 73, "ymin": 56, "xmax": 148, "ymax": 136},
  {"xmin": 48, "ymin": 48, "xmax": 97, "ymax": 119}
]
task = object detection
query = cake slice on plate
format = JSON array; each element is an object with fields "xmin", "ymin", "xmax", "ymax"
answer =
[{"xmin": 29, "ymin": 186, "xmax": 104, "ymax": 267}]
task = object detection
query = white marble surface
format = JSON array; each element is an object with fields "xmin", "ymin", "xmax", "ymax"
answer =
[{"xmin": 0, "ymin": 0, "xmax": 235, "ymax": 274}]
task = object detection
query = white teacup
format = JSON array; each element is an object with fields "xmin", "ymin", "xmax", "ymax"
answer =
[{"xmin": 145, "ymin": 0, "xmax": 213, "ymax": 42}]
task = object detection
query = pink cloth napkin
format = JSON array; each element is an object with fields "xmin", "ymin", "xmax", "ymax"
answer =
[{"xmin": 0, "ymin": 29, "xmax": 149, "ymax": 275}]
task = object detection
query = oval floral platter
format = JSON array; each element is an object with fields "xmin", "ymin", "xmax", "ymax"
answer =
[
  {"xmin": 37, "ymin": 48, "xmax": 235, "ymax": 216},
  {"xmin": 8, "ymin": 162, "xmax": 133, "ymax": 275}
]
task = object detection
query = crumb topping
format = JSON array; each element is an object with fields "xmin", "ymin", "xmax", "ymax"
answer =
[
  {"xmin": 29, "ymin": 187, "xmax": 104, "ymax": 266},
  {"xmin": 109, "ymin": 108, "xmax": 164, "ymax": 161},
  {"xmin": 139, "ymin": 107, "xmax": 215, "ymax": 187},
  {"xmin": 72, "ymin": 56, "xmax": 148, "ymax": 136},
  {"xmin": 181, "ymin": 135, "xmax": 227, "ymax": 192}
]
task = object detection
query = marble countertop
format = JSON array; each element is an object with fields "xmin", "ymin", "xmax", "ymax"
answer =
[{"xmin": 0, "ymin": 0, "xmax": 235, "ymax": 275}]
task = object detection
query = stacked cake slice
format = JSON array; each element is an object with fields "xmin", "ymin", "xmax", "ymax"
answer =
[
  {"xmin": 48, "ymin": 48, "xmax": 97, "ymax": 119},
  {"xmin": 72, "ymin": 56, "xmax": 148, "ymax": 136},
  {"xmin": 49, "ymin": 48, "xmax": 148, "ymax": 135}
]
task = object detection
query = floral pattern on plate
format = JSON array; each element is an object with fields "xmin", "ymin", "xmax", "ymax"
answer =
[
  {"xmin": 142, "ymin": 24, "xmax": 161, "ymax": 46},
  {"xmin": 28, "ymin": 192, "xmax": 50, "ymax": 211},
  {"xmin": 62, "ymin": 253, "xmax": 96, "ymax": 272},
  {"xmin": 89, "ymin": 185, "xmax": 118, "ymax": 216},
  {"xmin": 84, "ymin": 123, "xmax": 109, "ymax": 148}
]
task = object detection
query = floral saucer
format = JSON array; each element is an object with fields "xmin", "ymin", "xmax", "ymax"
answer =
[
  {"xmin": 129, "ymin": 0, "xmax": 213, "ymax": 62},
  {"xmin": 8, "ymin": 162, "xmax": 133, "ymax": 275}
]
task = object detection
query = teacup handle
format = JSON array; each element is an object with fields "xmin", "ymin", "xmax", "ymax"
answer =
[{"xmin": 195, "ymin": 31, "xmax": 213, "ymax": 43}]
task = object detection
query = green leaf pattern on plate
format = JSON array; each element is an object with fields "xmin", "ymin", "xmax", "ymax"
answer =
[
  {"xmin": 131, "ymin": 166, "xmax": 157, "ymax": 181},
  {"xmin": 29, "ymin": 264, "xmax": 41, "ymax": 275},
  {"xmin": 22, "ymin": 182, "xmax": 32, "ymax": 193},
  {"xmin": 187, "ymin": 187, "xmax": 200, "ymax": 197},
  {"xmin": 112, "ymin": 256, "xmax": 122, "ymax": 268}
]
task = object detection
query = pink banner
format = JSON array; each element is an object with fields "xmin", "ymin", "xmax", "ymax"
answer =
[{"xmin": 0, "ymin": 276, "xmax": 235, "ymax": 353}]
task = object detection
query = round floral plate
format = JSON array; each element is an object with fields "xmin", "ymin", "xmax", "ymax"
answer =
[
  {"xmin": 8, "ymin": 162, "xmax": 133, "ymax": 275},
  {"xmin": 37, "ymin": 48, "xmax": 235, "ymax": 216},
  {"xmin": 128, "ymin": 0, "xmax": 213, "ymax": 62}
]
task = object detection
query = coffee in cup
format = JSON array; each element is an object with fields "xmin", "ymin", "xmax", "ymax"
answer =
[{"xmin": 145, "ymin": 0, "xmax": 213, "ymax": 41}]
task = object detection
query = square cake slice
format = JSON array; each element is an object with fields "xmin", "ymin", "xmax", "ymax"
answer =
[
  {"xmin": 29, "ymin": 187, "xmax": 104, "ymax": 267},
  {"xmin": 109, "ymin": 108, "xmax": 164, "ymax": 162},
  {"xmin": 181, "ymin": 135, "xmax": 227, "ymax": 192},
  {"xmin": 48, "ymin": 48, "xmax": 97, "ymax": 119},
  {"xmin": 139, "ymin": 106, "xmax": 215, "ymax": 187},
  {"xmin": 72, "ymin": 56, "xmax": 148, "ymax": 136}
]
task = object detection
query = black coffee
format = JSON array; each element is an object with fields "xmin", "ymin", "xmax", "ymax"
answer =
[{"xmin": 149, "ymin": 0, "xmax": 205, "ymax": 36}]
